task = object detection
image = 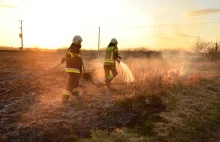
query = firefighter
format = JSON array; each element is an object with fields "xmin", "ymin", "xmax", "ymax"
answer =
[
  {"xmin": 103, "ymin": 38, "xmax": 121, "ymax": 85},
  {"xmin": 60, "ymin": 35, "xmax": 83, "ymax": 102}
]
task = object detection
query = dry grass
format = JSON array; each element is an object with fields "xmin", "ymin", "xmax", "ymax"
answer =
[
  {"xmin": 0, "ymin": 51, "xmax": 220, "ymax": 142},
  {"xmin": 155, "ymin": 76, "xmax": 220, "ymax": 141},
  {"xmin": 86, "ymin": 75, "xmax": 220, "ymax": 142}
]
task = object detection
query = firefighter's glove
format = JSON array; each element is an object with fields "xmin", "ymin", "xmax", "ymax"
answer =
[
  {"xmin": 66, "ymin": 54, "xmax": 72, "ymax": 59},
  {"xmin": 118, "ymin": 56, "xmax": 122, "ymax": 60},
  {"xmin": 116, "ymin": 59, "xmax": 120, "ymax": 64},
  {"xmin": 61, "ymin": 57, "xmax": 66, "ymax": 64}
]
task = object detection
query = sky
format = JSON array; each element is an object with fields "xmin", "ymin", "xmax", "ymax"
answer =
[{"xmin": 0, "ymin": 0, "xmax": 220, "ymax": 50}]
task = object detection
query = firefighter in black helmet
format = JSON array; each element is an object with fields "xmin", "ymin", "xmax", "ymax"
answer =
[
  {"xmin": 60, "ymin": 35, "xmax": 83, "ymax": 102},
  {"xmin": 103, "ymin": 38, "xmax": 121, "ymax": 85}
]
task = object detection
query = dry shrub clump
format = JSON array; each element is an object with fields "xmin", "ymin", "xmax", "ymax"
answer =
[
  {"xmin": 184, "ymin": 73, "xmax": 203, "ymax": 86},
  {"xmin": 111, "ymin": 69, "xmax": 173, "ymax": 138}
]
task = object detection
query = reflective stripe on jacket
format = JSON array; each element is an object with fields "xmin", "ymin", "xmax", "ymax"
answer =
[
  {"xmin": 66, "ymin": 68, "xmax": 80, "ymax": 73},
  {"xmin": 104, "ymin": 46, "xmax": 118, "ymax": 66},
  {"xmin": 67, "ymin": 50, "xmax": 82, "ymax": 58},
  {"xmin": 65, "ymin": 43, "xmax": 83, "ymax": 73}
]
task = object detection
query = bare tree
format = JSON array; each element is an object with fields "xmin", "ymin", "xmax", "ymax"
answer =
[{"xmin": 191, "ymin": 37, "xmax": 209, "ymax": 53}]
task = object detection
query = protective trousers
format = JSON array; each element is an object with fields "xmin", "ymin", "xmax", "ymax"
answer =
[
  {"xmin": 62, "ymin": 73, "xmax": 80, "ymax": 102},
  {"xmin": 104, "ymin": 65, "xmax": 118, "ymax": 84}
]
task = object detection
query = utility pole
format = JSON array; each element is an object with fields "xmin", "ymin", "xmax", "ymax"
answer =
[
  {"xmin": 98, "ymin": 26, "xmax": 100, "ymax": 57},
  {"xmin": 216, "ymin": 36, "xmax": 220, "ymax": 53},
  {"xmin": 18, "ymin": 20, "xmax": 23, "ymax": 52}
]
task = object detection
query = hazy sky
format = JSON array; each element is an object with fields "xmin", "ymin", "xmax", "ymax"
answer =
[{"xmin": 0, "ymin": 0, "xmax": 220, "ymax": 50}]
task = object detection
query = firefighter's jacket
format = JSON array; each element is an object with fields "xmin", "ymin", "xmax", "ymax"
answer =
[
  {"xmin": 65, "ymin": 43, "xmax": 82, "ymax": 73},
  {"xmin": 104, "ymin": 45, "xmax": 119, "ymax": 66}
]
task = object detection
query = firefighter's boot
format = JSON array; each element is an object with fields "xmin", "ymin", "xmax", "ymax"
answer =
[
  {"xmin": 62, "ymin": 95, "xmax": 69, "ymax": 103},
  {"xmin": 104, "ymin": 79, "xmax": 110, "ymax": 85}
]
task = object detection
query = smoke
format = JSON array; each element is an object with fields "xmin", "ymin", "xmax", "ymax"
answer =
[{"xmin": 87, "ymin": 50, "xmax": 202, "ymax": 85}]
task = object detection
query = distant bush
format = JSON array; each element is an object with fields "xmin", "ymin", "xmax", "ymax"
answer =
[
  {"xmin": 206, "ymin": 42, "xmax": 220, "ymax": 60},
  {"xmin": 0, "ymin": 46, "xmax": 18, "ymax": 51},
  {"xmin": 24, "ymin": 48, "xmax": 56, "ymax": 52},
  {"xmin": 56, "ymin": 47, "xmax": 162, "ymax": 59}
]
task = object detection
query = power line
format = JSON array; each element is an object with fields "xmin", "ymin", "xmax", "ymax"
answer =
[{"xmin": 102, "ymin": 20, "xmax": 220, "ymax": 28}]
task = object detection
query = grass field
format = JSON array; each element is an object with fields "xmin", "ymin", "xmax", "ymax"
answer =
[{"xmin": 0, "ymin": 50, "xmax": 220, "ymax": 142}]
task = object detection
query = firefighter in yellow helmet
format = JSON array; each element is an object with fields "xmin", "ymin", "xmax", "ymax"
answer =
[
  {"xmin": 103, "ymin": 38, "xmax": 121, "ymax": 85},
  {"xmin": 60, "ymin": 35, "xmax": 83, "ymax": 102}
]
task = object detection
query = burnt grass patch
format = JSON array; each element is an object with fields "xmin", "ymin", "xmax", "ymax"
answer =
[{"xmin": 117, "ymin": 93, "xmax": 167, "ymax": 137}]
